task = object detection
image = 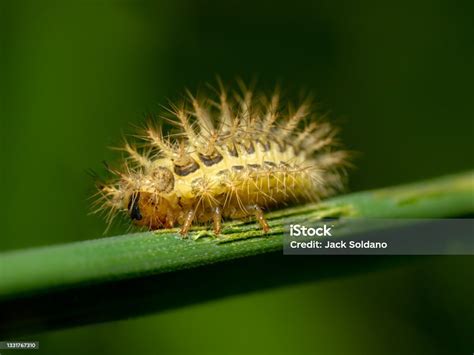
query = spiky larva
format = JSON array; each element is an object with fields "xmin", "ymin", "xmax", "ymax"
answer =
[{"xmin": 93, "ymin": 82, "xmax": 350, "ymax": 236}]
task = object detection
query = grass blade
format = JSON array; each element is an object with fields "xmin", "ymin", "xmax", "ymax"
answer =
[{"xmin": 0, "ymin": 171, "xmax": 472, "ymax": 335}]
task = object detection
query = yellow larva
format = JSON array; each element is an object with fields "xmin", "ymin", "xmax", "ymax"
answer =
[{"xmin": 93, "ymin": 82, "xmax": 350, "ymax": 236}]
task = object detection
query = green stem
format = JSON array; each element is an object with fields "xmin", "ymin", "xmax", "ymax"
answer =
[{"xmin": 0, "ymin": 171, "xmax": 472, "ymax": 335}]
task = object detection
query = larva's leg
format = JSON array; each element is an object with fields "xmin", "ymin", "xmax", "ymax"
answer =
[
  {"xmin": 179, "ymin": 209, "xmax": 195, "ymax": 237},
  {"xmin": 164, "ymin": 210, "xmax": 175, "ymax": 229},
  {"xmin": 249, "ymin": 205, "xmax": 270, "ymax": 233},
  {"xmin": 212, "ymin": 206, "xmax": 223, "ymax": 235}
]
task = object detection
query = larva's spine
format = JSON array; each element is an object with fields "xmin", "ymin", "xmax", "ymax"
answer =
[{"xmin": 93, "ymin": 82, "xmax": 350, "ymax": 236}]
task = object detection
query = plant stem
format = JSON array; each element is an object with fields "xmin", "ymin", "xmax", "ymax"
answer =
[{"xmin": 0, "ymin": 171, "xmax": 472, "ymax": 335}]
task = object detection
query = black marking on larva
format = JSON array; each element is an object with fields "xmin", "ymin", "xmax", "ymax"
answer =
[
  {"xmin": 257, "ymin": 139, "xmax": 271, "ymax": 152},
  {"xmin": 279, "ymin": 161, "xmax": 291, "ymax": 168},
  {"xmin": 232, "ymin": 165, "xmax": 244, "ymax": 172},
  {"xmin": 198, "ymin": 151, "xmax": 223, "ymax": 166},
  {"xmin": 290, "ymin": 143, "xmax": 300, "ymax": 155},
  {"xmin": 247, "ymin": 164, "xmax": 261, "ymax": 171},
  {"xmin": 264, "ymin": 161, "xmax": 277, "ymax": 168},
  {"xmin": 174, "ymin": 159, "xmax": 200, "ymax": 176},
  {"xmin": 241, "ymin": 141, "xmax": 255, "ymax": 154},
  {"xmin": 128, "ymin": 192, "xmax": 143, "ymax": 221},
  {"xmin": 217, "ymin": 169, "xmax": 230, "ymax": 176},
  {"xmin": 276, "ymin": 141, "xmax": 287, "ymax": 153},
  {"xmin": 227, "ymin": 143, "xmax": 239, "ymax": 157}
]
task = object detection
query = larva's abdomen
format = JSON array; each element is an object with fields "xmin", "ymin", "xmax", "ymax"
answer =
[
  {"xmin": 172, "ymin": 138, "xmax": 316, "ymax": 224},
  {"xmin": 93, "ymin": 82, "xmax": 349, "ymax": 235}
]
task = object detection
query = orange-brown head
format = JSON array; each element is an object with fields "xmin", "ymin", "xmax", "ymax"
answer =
[{"xmin": 123, "ymin": 166, "xmax": 178, "ymax": 229}]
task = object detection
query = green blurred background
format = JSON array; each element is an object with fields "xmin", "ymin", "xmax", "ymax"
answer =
[{"xmin": 1, "ymin": 0, "xmax": 473, "ymax": 354}]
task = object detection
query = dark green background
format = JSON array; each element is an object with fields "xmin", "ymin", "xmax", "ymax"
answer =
[{"xmin": 1, "ymin": 0, "xmax": 473, "ymax": 354}]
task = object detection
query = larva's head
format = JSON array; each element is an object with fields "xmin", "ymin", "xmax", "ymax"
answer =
[
  {"xmin": 123, "ymin": 166, "xmax": 177, "ymax": 227},
  {"xmin": 95, "ymin": 165, "xmax": 178, "ymax": 230}
]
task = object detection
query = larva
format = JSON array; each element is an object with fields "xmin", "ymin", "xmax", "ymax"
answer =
[{"xmin": 93, "ymin": 82, "xmax": 350, "ymax": 236}]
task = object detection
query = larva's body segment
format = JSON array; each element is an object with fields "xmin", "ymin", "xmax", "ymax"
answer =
[{"xmin": 94, "ymin": 83, "xmax": 349, "ymax": 236}]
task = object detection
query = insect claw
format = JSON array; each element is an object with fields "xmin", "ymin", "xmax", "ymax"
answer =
[
  {"xmin": 212, "ymin": 206, "xmax": 223, "ymax": 235},
  {"xmin": 179, "ymin": 209, "xmax": 195, "ymax": 237},
  {"xmin": 249, "ymin": 205, "xmax": 270, "ymax": 233}
]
